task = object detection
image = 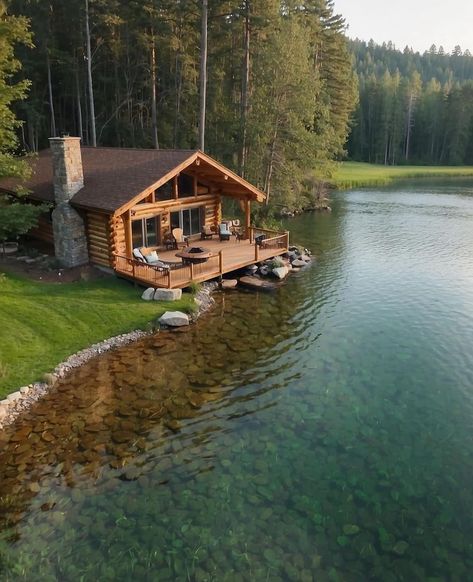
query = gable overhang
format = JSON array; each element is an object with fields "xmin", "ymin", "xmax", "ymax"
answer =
[{"xmin": 113, "ymin": 151, "xmax": 265, "ymax": 216}]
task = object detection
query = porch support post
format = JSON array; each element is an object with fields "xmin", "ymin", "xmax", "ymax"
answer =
[
  {"xmin": 193, "ymin": 175, "xmax": 198, "ymax": 197},
  {"xmin": 245, "ymin": 198, "xmax": 251, "ymax": 239},
  {"xmin": 173, "ymin": 175, "xmax": 179, "ymax": 199},
  {"xmin": 125, "ymin": 210, "xmax": 133, "ymax": 257}
]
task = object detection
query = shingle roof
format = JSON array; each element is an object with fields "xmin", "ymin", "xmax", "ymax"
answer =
[{"xmin": 0, "ymin": 147, "xmax": 198, "ymax": 213}]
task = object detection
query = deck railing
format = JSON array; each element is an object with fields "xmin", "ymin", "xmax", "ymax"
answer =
[
  {"xmin": 249, "ymin": 226, "xmax": 286, "ymax": 243},
  {"xmin": 114, "ymin": 254, "xmax": 172, "ymax": 287},
  {"xmin": 253, "ymin": 231, "xmax": 289, "ymax": 261},
  {"xmin": 114, "ymin": 252, "xmax": 223, "ymax": 288}
]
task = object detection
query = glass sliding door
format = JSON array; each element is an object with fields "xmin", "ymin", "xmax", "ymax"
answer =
[
  {"xmin": 131, "ymin": 216, "xmax": 161, "ymax": 249},
  {"xmin": 170, "ymin": 207, "xmax": 204, "ymax": 237},
  {"xmin": 145, "ymin": 217, "xmax": 159, "ymax": 246}
]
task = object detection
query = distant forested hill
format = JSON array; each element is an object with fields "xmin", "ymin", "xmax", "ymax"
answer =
[{"xmin": 347, "ymin": 40, "xmax": 473, "ymax": 165}]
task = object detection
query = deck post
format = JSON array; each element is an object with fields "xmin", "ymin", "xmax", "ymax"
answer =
[
  {"xmin": 125, "ymin": 210, "xmax": 133, "ymax": 257},
  {"xmin": 285, "ymin": 231, "xmax": 289, "ymax": 249},
  {"xmin": 254, "ymin": 242, "xmax": 259, "ymax": 262},
  {"xmin": 190, "ymin": 261, "xmax": 194, "ymax": 281},
  {"xmin": 167, "ymin": 269, "xmax": 172, "ymax": 289},
  {"xmin": 245, "ymin": 199, "xmax": 251, "ymax": 239},
  {"xmin": 219, "ymin": 250, "xmax": 223, "ymax": 274}
]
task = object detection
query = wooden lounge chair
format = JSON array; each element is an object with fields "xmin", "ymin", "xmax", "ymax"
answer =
[
  {"xmin": 219, "ymin": 222, "xmax": 232, "ymax": 241},
  {"xmin": 135, "ymin": 247, "xmax": 171, "ymax": 271}
]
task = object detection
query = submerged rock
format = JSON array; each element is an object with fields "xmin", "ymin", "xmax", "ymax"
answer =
[
  {"xmin": 221, "ymin": 279, "xmax": 238, "ymax": 289},
  {"xmin": 239, "ymin": 276, "xmax": 279, "ymax": 291},
  {"xmin": 292, "ymin": 259, "xmax": 308, "ymax": 268},
  {"xmin": 392, "ymin": 540, "xmax": 409, "ymax": 555}
]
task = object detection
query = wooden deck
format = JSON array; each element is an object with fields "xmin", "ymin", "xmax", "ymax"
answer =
[{"xmin": 114, "ymin": 228, "xmax": 289, "ymax": 288}]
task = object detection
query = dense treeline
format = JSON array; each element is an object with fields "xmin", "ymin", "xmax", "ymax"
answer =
[
  {"xmin": 6, "ymin": 0, "xmax": 357, "ymax": 208},
  {"xmin": 348, "ymin": 40, "xmax": 473, "ymax": 165}
]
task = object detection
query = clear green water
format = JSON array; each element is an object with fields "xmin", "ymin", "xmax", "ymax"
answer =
[{"xmin": 1, "ymin": 182, "xmax": 473, "ymax": 581}]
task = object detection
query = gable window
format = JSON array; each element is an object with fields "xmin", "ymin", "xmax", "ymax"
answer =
[
  {"xmin": 170, "ymin": 207, "xmax": 204, "ymax": 237},
  {"xmin": 156, "ymin": 182, "xmax": 172, "ymax": 201},
  {"xmin": 178, "ymin": 174, "xmax": 194, "ymax": 198},
  {"xmin": 131, "ymin": 216, "xmax": 160, "ymax": 248}
]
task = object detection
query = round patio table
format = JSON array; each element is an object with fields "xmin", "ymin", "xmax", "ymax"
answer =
[{"xmin": 175, "ymin": 247, "xmax": 212, "ymax": 264}]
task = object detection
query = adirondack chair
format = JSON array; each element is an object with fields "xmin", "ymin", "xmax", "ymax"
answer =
[{"xmin": 172, "ymin": 228, "xmax": 188, "ymax": 249}]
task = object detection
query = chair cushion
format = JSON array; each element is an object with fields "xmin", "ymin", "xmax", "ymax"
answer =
[
  {"xmin": 155, "ymin": 260, "xmax": 170, "ymax": 270},
  {"xmin": 144, "ymin": 250, "xmax": 159, "ymax": 264},
  {"xmin": 133, "ymin": 248, "xmax": 144, "ymax": 261}
]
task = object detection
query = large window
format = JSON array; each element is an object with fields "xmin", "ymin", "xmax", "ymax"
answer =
[
  {"xmin": 178, "ymin": 174, "xmax": 194, "ymax": 198},
  {"xmin": 131, "ymin": 216, "xmax": 160, "ymax": 248},
  {"xmin": 170, "ymin": 207, "xmax": 204, "ymax": 236},
  {"xmin": 156, "ymin": 182, "xmax": 172, "ymax": 201}
]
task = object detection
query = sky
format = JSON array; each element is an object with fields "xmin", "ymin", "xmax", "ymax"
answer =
[{"xmin": 333, "ymin": 0, "xmax": 473, "ymax": 54}]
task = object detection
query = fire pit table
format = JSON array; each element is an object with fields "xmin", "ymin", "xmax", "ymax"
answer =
[{"xmin": 175, "ymin": 246, "xmax": 212, "ymax": 265}]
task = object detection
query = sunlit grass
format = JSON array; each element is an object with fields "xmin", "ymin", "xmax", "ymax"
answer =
[{"xmin": 332, "ymin": 162, "xmax": 473, "ymax": 189}]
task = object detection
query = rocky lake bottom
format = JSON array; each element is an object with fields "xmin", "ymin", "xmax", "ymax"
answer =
[{"xmin": 1, "ymin": 181, "xmax": 473, "ymax": 580}]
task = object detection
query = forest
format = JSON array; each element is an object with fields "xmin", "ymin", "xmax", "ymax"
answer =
[
  {"xmin": 348, "ymin": 40, "xmax": 473, "ymax": 165},
  {"xmin": 3, "ymin": 0, "xmax": 357, "ymax": 209},
  {"xmin": 4, "ymin": 0, "xmax": 473, "ymax": 215}
]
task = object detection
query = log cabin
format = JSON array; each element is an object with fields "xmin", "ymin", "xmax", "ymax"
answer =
[{"xmin": 0, "ymin": 137, "xmax": 289, "ymax": 288}]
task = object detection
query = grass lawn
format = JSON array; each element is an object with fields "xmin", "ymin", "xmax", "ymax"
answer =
[
  {"xmin": 332, "ymin": 162, "xmax": 473, "ymax": 189},
  {"xmin": 0, "ymin": 271, "xmax": 195, "ymax": 398}
]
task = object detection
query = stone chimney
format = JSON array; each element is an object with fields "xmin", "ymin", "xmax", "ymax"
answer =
[{"xmin": 49, "ymin": 137, "xmax": 89, "ymax": 267}]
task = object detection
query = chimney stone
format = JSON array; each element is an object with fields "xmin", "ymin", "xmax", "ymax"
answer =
[
  {"xmin": 49, "ymin": 136, "xmax": 84, "ymax": 203},
  {"xmin": 49, "ymin": 136, "xmax": 89, "ymax": 267}
]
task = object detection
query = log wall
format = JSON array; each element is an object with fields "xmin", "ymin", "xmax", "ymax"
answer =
[{"xmin": 86, "ymin": 211, "xmax": 113, "ymax": 267}]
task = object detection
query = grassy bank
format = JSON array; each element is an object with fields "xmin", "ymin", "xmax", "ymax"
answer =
[
  {"xmin": 332, "ymin": 162, "xmax": 473, "ymax": 189},
  {"xmin": 0, "ymin": 272, "xmax": 195, "ymax": 397}
]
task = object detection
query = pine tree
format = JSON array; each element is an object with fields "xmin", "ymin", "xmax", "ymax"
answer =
[{"xmin": 0, "ymin": 0, "xmax": 32, "ymax": 179}]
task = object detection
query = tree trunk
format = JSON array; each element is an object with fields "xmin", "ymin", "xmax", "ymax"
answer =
[
  {"xmin": 85, "ymin": 0, "xmax": 97, "ymax": 146},
  {"xmin": 75, "ymin": 63, "xmax": 83, "ymax": 140},
  {"xmin": 405, "ymin": 93, "xmax": 414, "ymax": 161},
  {"xmin": 46, "ymin": 52, "xmax": 56, "ymax": 137},
  {"xmin": 150, "ymin": 30, "xmax": 159, "ymax": 149},
  {"xmin": 199, "ymin": 0, "xmax": 208, "ymax": 151},
  {"xmin": 239, "ymin": 0, "xmax": 250, "ymax": 176},
  {"xmin": 174, "ymin": 49, "xmax": 183, "ymax": 148},
  {"xmin": 264, "ymin": 124, "xmax": 279, "ymax": 206}
]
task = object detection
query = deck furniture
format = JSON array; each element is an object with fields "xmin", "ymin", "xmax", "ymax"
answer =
[
  {"xmin": 172, "ymin": 228, "xmax": 188, "ymax": 249},
  {"xmin": 176, "ymin": 246, "xmax": 212, "ymax": 265},
  {"xmin": 219, "ymin": 222, "xmax": 232, "ymax": 241},
  {"xmin": 135, "ymin": 247, "xmax": 171, "ymax": 271},
  {"xmin": 232, "ymin": 227, "xmax": 243, "ymax": 242},
  {"xmin": 254, "ymin": 234, "xmax": 267, "ymax": 247},
  {"xmin": 163, "ymin": 233, "xmax": 176, "ymax": 250},
  {"xmin": 201, "ymin": 225, "xmax": 217, "ymax": 240}
]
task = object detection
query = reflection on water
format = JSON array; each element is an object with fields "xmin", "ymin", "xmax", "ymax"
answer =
[{"xmin": 1, "ymin": 181, "xmax": 473, "ymax": 580}]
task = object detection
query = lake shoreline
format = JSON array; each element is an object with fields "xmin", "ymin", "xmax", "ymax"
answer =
[{"xmin": 0, "ymin": 284, "xmax": 217, "ymax": 432}]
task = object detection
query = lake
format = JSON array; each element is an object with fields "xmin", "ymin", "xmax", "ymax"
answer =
[{"xmin": 1, "ymin": 181, "xmax": 473, "ymax": 580}]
